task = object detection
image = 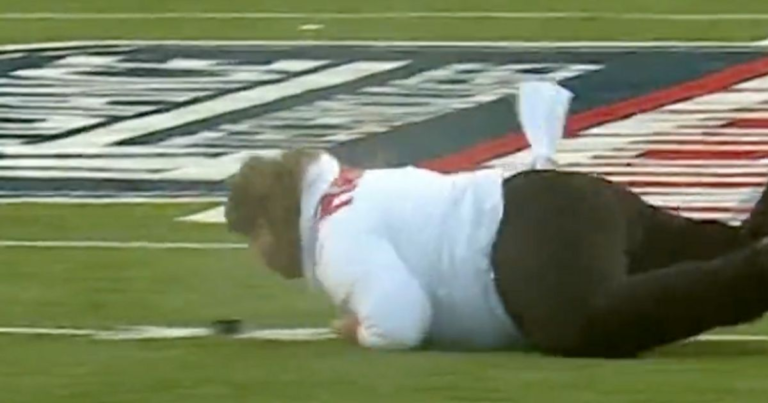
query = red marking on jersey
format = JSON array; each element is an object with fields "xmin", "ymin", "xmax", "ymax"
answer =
[{"xmin": 317, "ymin": 167, "xmax": 364, "ymax": 222}]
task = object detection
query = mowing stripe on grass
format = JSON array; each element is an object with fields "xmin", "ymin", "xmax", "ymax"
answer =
[
  {"xmin": 2, "ymin": 12, "xmax": 768, "ymax": 21},
  {"xmin": 0, "ymin": 240, "xmax": 245, "ymax": 249}
]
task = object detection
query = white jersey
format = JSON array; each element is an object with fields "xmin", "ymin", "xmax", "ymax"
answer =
[{"xmin": 299, "ymin": 153, "xmax": 523, "ymax": 350}]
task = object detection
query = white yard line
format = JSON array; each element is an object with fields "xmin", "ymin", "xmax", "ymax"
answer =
[
  {"xmin": 0, "ymin": 324, "xmax": 764, "ymax": 344},
  {"xmin": 0, "ymin": 240, "xmax": 245, "ymax": 249},
  {"xmin": 179, "ymin": 206, "xmax": 225, "ymax": 223},
  {"xmin": 693, "ymin": 334, "xmax": 768, "ymax": 342},
  {"xmin": 0, "ymin": 327, "xmax": 99, "ymax": 336},
  {"xmin": 0, "ymin": 325, "xmax": 335, "ymax": 341},
  {"xmin": 2, "ymin": 12, "xmax": 768, "ymax": 21}
]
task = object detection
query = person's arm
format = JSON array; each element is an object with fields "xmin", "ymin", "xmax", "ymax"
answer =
[{"xmin": 320, "ymin": 237, "xmax": 432, "ymax": 350}]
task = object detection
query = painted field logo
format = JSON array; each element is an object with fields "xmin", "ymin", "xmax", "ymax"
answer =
[
  {"xmin": 0, "ymin": 42, "xmax": 767, "ymax": 224},
  {"xmin": 0, "ymin": 42, "xmax": 598, "ymax": 200}
]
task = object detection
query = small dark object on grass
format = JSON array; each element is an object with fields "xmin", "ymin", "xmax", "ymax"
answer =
[{"xmin": 212, "ymin": 319, "xmax": 243, "ymax": 336}]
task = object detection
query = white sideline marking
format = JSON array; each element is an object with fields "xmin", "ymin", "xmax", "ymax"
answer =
[
  {"xmin": 2, "ymin": 12, "xmax": 768, "ymax": 21},
  {"xmin": 0, "ymin": 240, "xmax": 245, "ymax": 250},
  {"xmin": 0, "ymin": 326, "xmax": 335, "ymax": 341},
  {"xmin": 0, "ymin": 40, "xmax": 765, "ymax": 54}
]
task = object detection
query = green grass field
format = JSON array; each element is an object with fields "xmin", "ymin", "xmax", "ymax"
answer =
[
  {"xmin": 1, "ymin": 0, "xmax": 768, "ymax": 43},
  {"xmin": 2, "ymin": 1, "xmax": 768, "ymax": 402}
]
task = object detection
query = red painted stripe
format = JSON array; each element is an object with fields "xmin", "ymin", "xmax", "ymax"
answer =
[
  {"xmin": 640, "ymin": 149, "xmax": 768, "ymax": 160},
  {"xmin": 670, "ymin": 131, "xmax": 768, "ymax": 137},
  {"xmin": 635, "ymin": 190, "xmax": 762, "ymax": 195},
  {"xmin": 420, "ymin": 56, "xmax": 768, "ymax": 172},
  {"xmin": 622, "ymin": 180, "xmax": 767, "ymax": 188},
  {"xmin": 694, "ymin": 132, "xmax": 768, "ymax": 136},
  {"xmin": 722, "ymin": 118, "xmax": 768, "ymax": 128},
  {"xmin": 660, "ymin": 109, "xmax": 761, "ymax": 114},
  {"xmin": 591, "ymin": 132, "xmax": 768, "ymax": 138},
  {"xmin": 575, "ymin": 171, "xmax": 768, "ymax": 178},
  {"xmin": 568, "ymin": 162, "xmax": 768, "ymax": 168}
]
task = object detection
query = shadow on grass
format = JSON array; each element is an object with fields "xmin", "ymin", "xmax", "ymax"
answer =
[{"xmin": 652, "ymin": 340, "xmax": 768, "ymax": 359}]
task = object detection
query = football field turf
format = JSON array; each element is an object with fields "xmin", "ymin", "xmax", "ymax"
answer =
[
  {"xmin": 1, "ymin": 0, "xmax": 768, "ymax": 43},
  {"xmin": 2, "ymin": 1, "xmax": 768, "ymax": 402}
]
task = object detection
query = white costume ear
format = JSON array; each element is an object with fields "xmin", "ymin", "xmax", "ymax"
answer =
[{"xmin": 517, "ymin": 81, "xmax": 574, "ymax": 170}]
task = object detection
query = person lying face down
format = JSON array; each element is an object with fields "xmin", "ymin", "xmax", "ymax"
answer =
[{"xmin": 225, "ymin": 82, "xmax": 768, "ymax": 357}]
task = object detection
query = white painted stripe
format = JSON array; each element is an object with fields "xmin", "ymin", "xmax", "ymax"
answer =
[
  {"xmin": 0, "ymin": 197, "xmax": 223, "ymax": 204},
  {"xmin": 646, "ymin": 201, "xmax": 749, "ymax": 209},
  {"xmin": 567, "ymin": 166, "xmax": 768, "ymax": 175},
  {"xmin": 693, "ymin": 334, "xmax": 768, "ymax": 342},
  {"xmin": 160, "ymin": 130, "xmax": 222, "ymax": 147},
  {"xmin": 642, "ymin": 193, "xmax": 757, "ymax": 204},
  {"xmin": 0, "ymin": 325, "xmax": 763, "ymax": 344},
  {"xmin": 585, "ymin": 130, "xmax": 768, "ymax": 137},
  {"xmin": 0, "ymin": 157, "xmax": 213, "ymax": 171},
  {"xmin": 0, "ymin": 240, "xmax": 245, "ymax": 249},
  {"xmin": 47, "ymin": 61, "xmax": 408, "ymax": 148},
  {"xmin": 95, "ymin": 326, "xmax": 212, "ymax": 340},
  {"xmin": 1, "ymin": 40, "xmax": 765, "ymax": 54},
  {"xmin": 0, "ymin": 169, "xmax": 206, "ymax": 181},
  {"xmin": 0, "ymin": 325, "xmax": 335, "ymax": 341},
  {"xmin": 0, "ymin": 146, "xmax": 237, "ymax": 155},
  {"xmin": 634, "ymin": 187, "xmax": 763, "ymax": 195},
  {"xmin": 236, "ymin": 328, "xmax": 336, "ymax": 341},
  {"xmin": 568, "ymin": 159, "xmax": 768, "ymax": 167},
  {"xmin": 606, "ymin": 175, "xmax": 767, "ymax": 184},
  {"xmin": 564, "ymin": 143, "xmax": 768, "ymax": 152},
  {"xmin": 679, "ymin": 212, "xmax": 747, "ymax": 221},
  {"xmin": 2, "ymin": 12, "xmax": 768, "ymax": 21},
  {"xmin": 179, "ymin": 206, "xmax": 225, "ymax": 223},
  {"xmin": 0, "ymin": 327, "xmax": 98, "ymax": 336},
  {"xmin": 580, "ymin": 135, "xmax": 768, "ymax": 142}
]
